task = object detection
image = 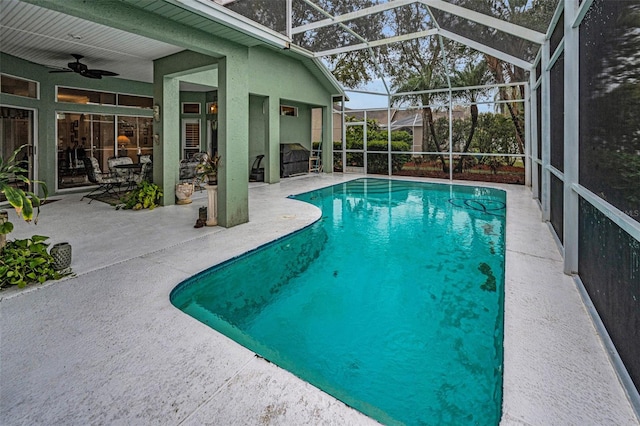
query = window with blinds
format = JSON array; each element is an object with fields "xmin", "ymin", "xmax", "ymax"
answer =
[{"xmin": 182, "ymin": 119, "xmax": 200, "ymax": 159}]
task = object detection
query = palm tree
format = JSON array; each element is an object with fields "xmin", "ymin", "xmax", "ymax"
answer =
[
  {"xmin": 393, "ymin": 66, "xmax": 449, "ymax": 172},
  {"xmin": 485, "ymin": 55, "xmax": 526, "ymax": 162},
  {"xmin": 451, "ymin": 60, "xmax": 492, "ymax": 173}
]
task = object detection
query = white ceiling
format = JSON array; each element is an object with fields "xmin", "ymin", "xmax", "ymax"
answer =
[{"xmin": 0, "ymin": 0, "xmax": 185, "ymax": 83}]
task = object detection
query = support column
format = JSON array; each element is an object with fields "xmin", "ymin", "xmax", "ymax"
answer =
[
  {"xmin": 206, "ymin": 184, "xmax": 218, "ymax": 226},
  {"xmin": 217, "ymin": 54, "xmax": 249, "ymax": 227},
  {"xmin": 155, "ymin": 76, "xmax": 181, "ymax": 205},
  {"xmin": 563, "ymin": 0, "xmax": 580, "ymax": 274},
  {"xmin": 541, "ymin": 41, "xmax": 551, "ymax": 222},
  {"xmin": 530, "ymin": 71, "xmax": 539, "ymax": 197},
  {"xmin": 322, "ymin": 103, "xmax": 333, "ymax": 174},
  {"xmin": 266, "ymin": 96, "xmax": 281, "ymax": 183},
  {"xmin": 524, "ymin": 80, "xmax": 532, "ymax": 188}
]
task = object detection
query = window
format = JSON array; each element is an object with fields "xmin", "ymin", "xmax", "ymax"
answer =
[
  {"xmin": 182, "ymin": 103, "xmax": 201, "ymax": 114},
  {"xmin": 57, "ymin": 87, "xmax": 116, "ymax": 105},
  {"xmin": 57, "ymin": 87, "xmax": 152, "ymax": 109},
  {"xmin": 118, "ymin": 93, "xmax": 153, "ymax": 109},
  {"xmin": 56, "ymin": 113, "xmax": 153, "ymax": 190},
  {"xmin": 57, "ymin": 113, "xmax": 113, "ymax": 189},
  {"xmin": 1, "ymin": 73, "xmax": 38, "ymax": 99},
  {"xmin": 280, "ymin": 105, "xmax": 298, "ymax": 117},
  {"xmin": 182, "ymin": 119, "xmax": 200, "ymax": 159}
]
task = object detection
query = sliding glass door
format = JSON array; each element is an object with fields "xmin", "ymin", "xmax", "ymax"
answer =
[
  {"xmin": 56, "ymin": 112, "xmax": 152, "ymax": 190},
  {"xmin": 1, "ymin": 106, "xmax": 35, "ymax": 202}
]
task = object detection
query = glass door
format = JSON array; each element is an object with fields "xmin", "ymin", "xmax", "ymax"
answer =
[
  {"xmin": 57, "ymin": 113, "xmax": 152, "ymax": 190},
  {"xmin": 1, "ymin": 106, "xmax": 35, "ymax": 202},
  {"xmin": 117, "ymin": 116, "xmax": 153, "ymax": 162}
]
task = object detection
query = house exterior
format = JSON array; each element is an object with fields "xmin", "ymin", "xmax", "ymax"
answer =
[
  {"xmin": 0, "ymin": 0, "xmax": 343, "ymax": 227},
  {"xmin": 312, "ymin": 105, "xmax": 469, "ymax": 153}
]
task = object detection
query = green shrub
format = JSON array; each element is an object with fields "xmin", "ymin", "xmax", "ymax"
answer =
[
  {"xmin": 334, "ymin": 128, "xmax": 412, "ymax": 173},
  {"xmin": 120, "ymin": 181, "xmax": 163, "ymax": 210},
  {"xmin": 367, "ymin": 140, "xmax": 412, "ymax": 173},
  {"xmin": 0, "ymin": 144, "xmax": 48, "ymax": 245},
  {"xmin": 0, "ymin": 235, "xmax": 64, "ymax": 288}
]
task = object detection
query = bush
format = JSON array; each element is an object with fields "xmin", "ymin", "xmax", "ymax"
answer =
[
  {"xmin": 0, "ymin": 144, "xmax": 48, "ymax": 247},
  {"xmin": 120, "ymin": 181, "xmax": 163, "ymax": 210},
  {"xmin": 0, "ymin": 235, "xmax": 64, "ymax": 288},
  {"xmin": 334, "ymin": 124, "xmax": 412, "ymax": 173},
  {"xmin": 367, "ymin": 140, "xmax": 412, "ymax": 173}
]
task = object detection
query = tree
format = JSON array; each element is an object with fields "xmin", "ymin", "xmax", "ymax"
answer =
[
  {"xmin": 461, "ymin": 0, "xmax": 557, "ymax": 162},
  {"xmin": 292, "ymin": 0, "xmax": 383, "ymax": 88},
  {"xmin": 287, "ymin": 0, "xmax": 556, "ymax": 172},
  {"xmin": 392, "ymin": 67, "xmax": 451, "ymax": 171},
  {"xmin": 451, "ymin": 60, "xmax": 492, "ymax": 172}
]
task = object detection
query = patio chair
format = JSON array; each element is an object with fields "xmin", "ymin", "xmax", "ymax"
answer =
[
  {"xmin": 139, "ymin": 155, "xmax": 152, "ymax": 181},
  {"xmin": 129, "ymin": 161, "xmax": 152, "ymax": 187},
  {"xmin": 179, "ymin": 152, "xmax": 207, "ymax": 190},
  {"xmin": 81, "ymin": 156, "xmax": 127, "ymax": 203},
  {"xmin": 107, "ymin": 156, "xmax": 133, "ymax": 179},
  {"xmin": 249, "ymin": 155, "xmax": 265, "ymax": 182}
]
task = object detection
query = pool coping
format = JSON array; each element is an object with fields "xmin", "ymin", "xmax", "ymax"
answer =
[{"xmin": 1, "ymin": 174, "xmax": 638, "ymax": 425}]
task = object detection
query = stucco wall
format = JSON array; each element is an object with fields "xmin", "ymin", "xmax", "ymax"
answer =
[
  {"xmin": 279, "ymin": 100, "xmax": 312, "ymax": 149},
  {"xmin": 248, "ymin": 47, "xmax": 331, "ymax": 106}
]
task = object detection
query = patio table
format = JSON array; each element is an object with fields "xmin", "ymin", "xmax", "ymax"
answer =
[{"xmin": 115, "ymin": 163, "xmax": 143, "ymax": 189}]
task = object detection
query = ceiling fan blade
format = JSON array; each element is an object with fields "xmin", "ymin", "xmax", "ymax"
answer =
[
  {"xmin": 81, "ymin": 70, "xmax": 103, "ymax": 79},
  {"xmin": 49, "ymin": 55, "xmax": 118, "ymax": 79},
  {"xmin": 90, "ymin": 69, "xmax": 119, "ymax": 77}
]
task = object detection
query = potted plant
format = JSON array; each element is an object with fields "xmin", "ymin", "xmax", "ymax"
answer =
[
  {"xmin": 1, "ymin": 235, "xmax": 67, "ymax": 288},
  {"xmin": 0, "ymin": 144, "xmax": 47, "ymax": 250},
  {"xmin": 175, "ymin": 182, "xmax": 194, "ymax": 205},
  {"xmin": 119, "ymin": 181, "xmax": 163, "ymax": 210},
  {"xmin": 0, "ymin": 145, "xmax": 72, "ymax": 288},
  {"xmin": 195, "ymin": 152, "xmax": 221, "ymax": 185}
]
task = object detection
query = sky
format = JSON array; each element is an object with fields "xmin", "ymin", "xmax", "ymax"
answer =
[{"xmin": 341, "ymin": 78, "xmax": 389, "ymax": 110}]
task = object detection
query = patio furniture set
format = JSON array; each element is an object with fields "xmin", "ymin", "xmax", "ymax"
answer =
[{"xmin": 80, "ymin": 155, "xmax": 152, "ymax": 203}]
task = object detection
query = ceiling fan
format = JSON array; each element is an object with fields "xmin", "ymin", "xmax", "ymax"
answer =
[{"xmin": 49, "ymin": 54, "xmax": 119, "ymax": 79}]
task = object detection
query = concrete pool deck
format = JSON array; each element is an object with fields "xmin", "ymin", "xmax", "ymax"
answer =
[{"xmin": 1, "ymin": 174, "xmax": 638, "ymax": 425}]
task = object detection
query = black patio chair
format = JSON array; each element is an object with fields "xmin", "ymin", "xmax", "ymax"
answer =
[{"xmin": 80, "ymin": 156, "xmax": 127, "ymax": 203}]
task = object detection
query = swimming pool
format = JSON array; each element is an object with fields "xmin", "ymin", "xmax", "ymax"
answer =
[{"xmin": 171, "ymin": 178, "xmax": 506, "ymax": 425}]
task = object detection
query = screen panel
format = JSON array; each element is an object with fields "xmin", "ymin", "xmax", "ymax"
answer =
[
  {"xmin": 536, "ymin": 85, "xmax": 542, "ymax": 162},
  {"xmin": 549, "ymin": 11, "xmax": 564, "ymax": 55},
  {"xmin": 579, "ymin": 1, "xmax": 640, "ymax": 224},
  {"xmin": 550, "ymin": 52, "xmax": 564, "ymax": 172},
  {"xmin": 550, "ymin": 173, "xmax": 564, "ymax": 243},
  {"xmin": 579, "ymin": 197, "xmax": 640, "ymax": 392}
]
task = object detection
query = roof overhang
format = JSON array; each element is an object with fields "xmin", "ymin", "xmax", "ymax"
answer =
[{"xmin": 165, "ymin": 0, "xmax": 293, "ymax": 50}]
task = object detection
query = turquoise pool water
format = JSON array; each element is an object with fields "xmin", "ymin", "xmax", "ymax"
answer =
[{"xmin": 171, "ymin": 178, "xmax": 506, "ymax": 425}]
